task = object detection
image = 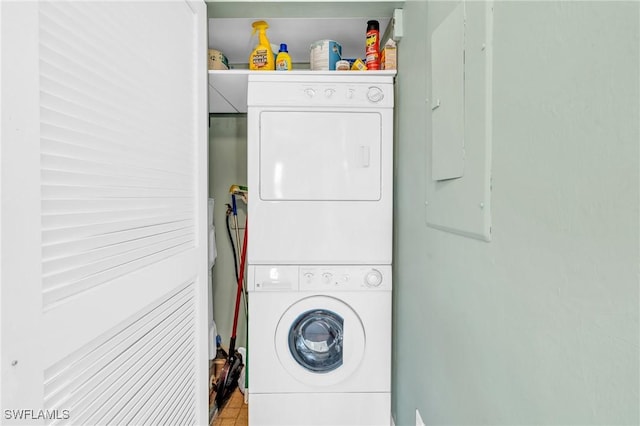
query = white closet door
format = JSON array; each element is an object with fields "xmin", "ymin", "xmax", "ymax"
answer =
[{"xmin": 0, "ymin": 1, "xmax": 208, "ymax": 424}]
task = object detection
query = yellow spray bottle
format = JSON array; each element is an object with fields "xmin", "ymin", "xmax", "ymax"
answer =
[{"xmin": 249, "ymin": 20, "xmax": 275, "ymax": 71}]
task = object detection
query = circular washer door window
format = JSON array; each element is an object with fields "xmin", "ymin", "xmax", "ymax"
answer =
[
  {"xmin": 275, "ymin": 295, "xmax": 365, "ymax": 387},
  {"xmin": 289, "ymin": 309, "xmax": 344, "ymax": 373}
]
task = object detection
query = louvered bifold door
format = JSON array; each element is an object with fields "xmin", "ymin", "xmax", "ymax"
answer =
[{"xmin": 0, "ymin": 1, "xmax": 209, "ymax": 424}]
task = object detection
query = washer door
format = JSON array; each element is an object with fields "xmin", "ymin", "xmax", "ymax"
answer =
[
  {"xmin": 275, "ymin": 295, "xmax": 365, "ymax": 387},
  {"xmin": 289, "ymin": 309, "xmax": 344, "ymax": 373}
]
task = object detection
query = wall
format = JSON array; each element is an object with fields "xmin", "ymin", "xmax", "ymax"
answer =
[
  {"xmin": 393, "ymin": 1, "xmax": 639, "ymax": 425},
  {"xmin": 209, "ymin": 115, "xmax": 248, "ymax": 350}
]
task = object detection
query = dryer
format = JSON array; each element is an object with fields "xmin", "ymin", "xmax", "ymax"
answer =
[
  {"xmin": 247, "ymin": 73, "xmax": 394, "ymax": 265},
  {"xmin": 247, "ymin": 264, "xmax": 391, "ymax": 426}
]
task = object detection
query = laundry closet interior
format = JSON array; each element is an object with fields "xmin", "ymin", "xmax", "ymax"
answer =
[{"xmin": 206, "ymin": 1, "xmax": 401, "ymax": 424}]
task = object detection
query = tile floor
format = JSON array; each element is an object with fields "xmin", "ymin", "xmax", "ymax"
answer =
[
  {"xmin": 210, "ymin": 359, "xmax": 248, "ymax": 426},
  {"xmin": 212, "ymin": 389, "xmax": 247, "ymax": 426}
]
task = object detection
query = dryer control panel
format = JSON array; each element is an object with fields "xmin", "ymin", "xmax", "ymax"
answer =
[
  {"xmin": 249, "ymin": 265, "xmax": 392, "ymax": 292},
  {"xmin": 247, "ymin": 74, "xmax": 394, "ymax": 108}
]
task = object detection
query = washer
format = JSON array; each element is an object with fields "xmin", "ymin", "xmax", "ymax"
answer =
[
  {"xmin": 247, "ymin": 73, "xmax": 394, "ymax": 265},
  {"xmin": 247, "ymin": 265, "xmax": 391, "ymax": 426}
]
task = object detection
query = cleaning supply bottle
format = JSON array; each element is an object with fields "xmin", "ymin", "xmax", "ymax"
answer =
[
  {"xmin": 249, "ymin": 20, "xmax": 275, "ymax": 71},
  {"xmin": 275, "ymin": 43, "xmax": 292, "ymax": 71},
  {"xmin": 365, "ymin": 20, "xmax": 381, "ymax": 70}
]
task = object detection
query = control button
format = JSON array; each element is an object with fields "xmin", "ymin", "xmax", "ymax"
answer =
[
  {"xmin": 324, "ymin": 88, "xmax": 335, "ymax": 98},
  {"xmin": 303, "ymin": 272, "xmax": 314, "ymax": 282},
  {"xmin": 346, "ymin": 88, "xmax": 355, "ymax": 99},
  {"xmin": 364, "ymin": 269, "xmax": 383, "ymax": 287},
  {"xmin": 367, "ymin": 86, "xmax": 384, "ymax": 103},
  {"xmin": 342, "ymin": 274, "xmax": 350, "ymax": 282},
  {"xmin": 322, "ymin": 272, "xmax": 333, "ymax": 283},
  {"xmin": 304, "ymin": 88, "xmax": 316, "ymax": 98}
]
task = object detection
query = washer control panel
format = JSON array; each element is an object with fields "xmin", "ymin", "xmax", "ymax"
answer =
[
  {"xmin": 299, "ymin": 265, "xmax": 391, "ymax": 291},
  {"xmin": 250, "ymin": 265, "xmax": 392, "ymax": 292}
]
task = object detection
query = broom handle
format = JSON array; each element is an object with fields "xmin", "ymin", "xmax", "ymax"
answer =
[
  {"xmin": 231, "ymin": 196, "xmax": 248, "ymax": 316},
  {"xmin": 229, "ymin": 218, "xmax": 248, "ymax": 355}
]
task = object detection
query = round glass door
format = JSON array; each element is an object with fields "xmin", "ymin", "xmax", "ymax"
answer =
[
  {"xmin": 275, "ymin": 295, "xmax": 365, "ymax": 387},
  {"xmin": 288, "ymin": 310, "xmax": 344, "ymax": 373}
]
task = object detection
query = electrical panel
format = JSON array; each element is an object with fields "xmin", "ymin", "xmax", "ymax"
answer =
[{"xmin": 426, "ymin": 1, "xmax": 493, "ymax": 241}]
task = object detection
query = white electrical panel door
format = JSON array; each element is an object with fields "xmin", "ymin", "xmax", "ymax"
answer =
[
  {"xmin": 431, "ymin": 1, "xmax": 465, "ymax": 181},
  {"xmin": 426, "ymin": 1, "xmax": 493, "ymax": 242},
  {"xmin": 0, "ymin": 1, "xmax": 208, "ymax": 424},
  {"xmin": 259, "ymin": 111, "xmax": 382, "ymax": 201}
]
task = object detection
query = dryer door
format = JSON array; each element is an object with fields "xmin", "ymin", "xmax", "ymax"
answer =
[
  {"xmin": 259, "ymin": 111, "xmax": 382, "ymax": 201},
  {"xmin": 275, "ymin": 296, "xmax": 365, "ymax": 386}
]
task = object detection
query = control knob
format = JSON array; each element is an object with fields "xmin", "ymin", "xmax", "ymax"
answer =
[
  {"xmin": 364, "ymin": 269, "xmax": 383, "ymax": 287},
  {"xmin": 367, "ymin": 86, "xmax": 384, "ymax": 103},
  {"xmin": 322, "ymin": 272, "xmax": 333, "ymax": 283}
]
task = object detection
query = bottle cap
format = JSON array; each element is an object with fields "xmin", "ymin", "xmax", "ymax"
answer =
[
  {"xmin": 252, "ymin": 20, "xmax": 269, "ymax": 29},
  {"xmin": 279, "ymin": 43, "xmax": 288, "ymax": 52}
]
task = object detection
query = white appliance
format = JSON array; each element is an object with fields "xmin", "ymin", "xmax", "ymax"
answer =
[
  {"xmin": 247, "ymin": 265, "xmax": 391, "ymax": 426},
  {"xmin": 247, "ymin": 73, "xmax": 394, "ymax": 265}
]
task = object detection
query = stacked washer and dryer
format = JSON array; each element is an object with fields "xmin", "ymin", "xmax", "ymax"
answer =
[{"xmin": 246, "ymin": 72, "xmax": 394, "ymax": 426}]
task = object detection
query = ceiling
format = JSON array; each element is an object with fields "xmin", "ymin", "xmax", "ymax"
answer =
[{"xmin": 205, "ymin": 1, "xmax": 403, "ymax": 19}]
